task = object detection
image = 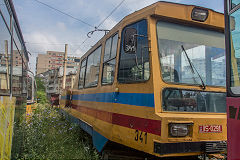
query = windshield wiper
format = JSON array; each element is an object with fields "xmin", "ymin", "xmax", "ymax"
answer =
[{"xmin": 181, "ymin": 45, "xmax": 206, "ymax": 90}]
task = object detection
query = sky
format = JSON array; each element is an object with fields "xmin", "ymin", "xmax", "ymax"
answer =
[{"xmin": 12, "ymin": 0, "xmax": 224, "ymax": 73}]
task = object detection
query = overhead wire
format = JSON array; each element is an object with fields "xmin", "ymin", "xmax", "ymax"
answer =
[
  {"xmin": 96, "ymin": 0, "xmax": 126, "ymax": 28},
  {"xmin": 27, "ymin": 0, "xmax": 127, "ymax": 57},
  {"xmin": 25, "ymin": 41, "xmax": 92, "ymax": 46},
  {"xmin": 86, "ymin": 0, "xmax": 126, "ymax": 38},
  {"xmin": 27, "ymin": 50, "xmax": 82, "ymax": 57},
  {"xmin": 73, "ymin": 36, "xmax": 89, "ymax": 53},
  {"xmin": 31, "ymin": 0, "xmax": 95, "ymax": 28},
  {"xmin": 74, "ymin": 0, "xmax": 126, "ymax": 52},
  {"xmin": 25, "ymin": 42, "xmax": 67, "ymax": 45}
]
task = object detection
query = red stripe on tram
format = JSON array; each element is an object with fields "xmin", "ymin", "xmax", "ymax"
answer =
[{"xmin": 71, "ymin": 104, "xmax": 161, "ymax": 136}]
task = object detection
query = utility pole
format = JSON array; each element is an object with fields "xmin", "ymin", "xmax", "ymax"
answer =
[{"xmin": 62, "ymin": 44, "xmax": 68, "ymax": 90}]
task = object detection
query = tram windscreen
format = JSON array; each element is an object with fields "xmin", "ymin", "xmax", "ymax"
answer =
[{"xmin": 157, "ymin": 21, "xmax": 226, "ymax": 87}]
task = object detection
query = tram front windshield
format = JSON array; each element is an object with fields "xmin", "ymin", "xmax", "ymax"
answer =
[
  {"xmin": 157, "ymin": 21, "xmax": 226, "ymax": 113},
  {"xmin": 157, "ymin": 21, "xmax": 225, "ymax": 87}
]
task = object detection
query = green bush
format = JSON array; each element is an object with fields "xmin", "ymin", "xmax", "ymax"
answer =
[
  {"xmin": 35, "ymin": 77, "xmax": 45, "ymax": 92},
  {"xmin": 12, "ymin": 104, "xmax": 99, "ymax": 159},
  {"xmin": 36, "ymin": 91, "xmax": 48, "ymax": 104},
  {"xmin": 35, "ymin": 77, "xmax": 48, "ymax": 104}
]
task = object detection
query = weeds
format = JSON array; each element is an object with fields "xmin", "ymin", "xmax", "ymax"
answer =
[{"xmin": 12, "ymin": 104, "xmax": 99, "ymax": 159}]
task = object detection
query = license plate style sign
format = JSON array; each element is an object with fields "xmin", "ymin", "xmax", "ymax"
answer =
[{"xmin": 199, "ymin": 125, "xmax": 222, "ymax": 133}]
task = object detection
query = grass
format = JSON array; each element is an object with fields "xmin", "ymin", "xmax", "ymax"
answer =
[{"xmin": 12, "ymin": 103, "xmax": 99, "ymax": 159}]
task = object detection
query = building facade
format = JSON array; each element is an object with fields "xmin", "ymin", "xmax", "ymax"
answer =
[
  {"xmin": 37, "ymin": 67, "xmax": 76, "ymax": 99},
  {"xmin": 58, "ymin": 73, "xmax": 76, "ymax": 91},
  {"xmin": 36, "ymin": 51, "xmax": 80, "ymax": 75}
]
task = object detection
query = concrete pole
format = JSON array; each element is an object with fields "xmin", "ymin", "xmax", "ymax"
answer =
[{"xmin": 62, "ymin": 44, "xmax": 68, "ymax": 90}]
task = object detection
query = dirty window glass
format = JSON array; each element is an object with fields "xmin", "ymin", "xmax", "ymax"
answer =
[
  {"xmin": 78, "ymin": 59, "xmax": 86, "ymax": 89},
  {"xmin": 163, "ymin": 88, "xmax": 226, "ymax": 113},
  {"xmin": 118, "ymin": 19, "xmax": 150, "ymax": 83},
  {"xmin": 102, "ymin": 33, "xmax": 118, "ymax": 85},
  {"xmin": 85, "ymin": 46, "xmax": 102, "ymax": 87}
]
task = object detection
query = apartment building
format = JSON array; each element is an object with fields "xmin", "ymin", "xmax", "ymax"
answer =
[
  {"xmin": 36, "ymin": 51, "xmax": 80, "ymax": 75},
  {"xmin": 0, "ymin": 50, "xmax": 26, "ymax": 67},
  {"xmin": 58, "ymin": 73, "xmax": 76, "ymax": 91},
  {"xmin": 37, "ymin": 66, "xmax": 77, "ymax": 99}
]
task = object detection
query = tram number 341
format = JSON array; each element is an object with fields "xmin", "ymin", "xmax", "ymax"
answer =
[{"xmin": 134, "ymin": 130, "xmax": 147, "ymax": 144}]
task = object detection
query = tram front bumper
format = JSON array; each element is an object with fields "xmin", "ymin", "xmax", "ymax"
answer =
[{"xmin": 154, "ymin": 141, "xmax": 227, "ymax": 155}]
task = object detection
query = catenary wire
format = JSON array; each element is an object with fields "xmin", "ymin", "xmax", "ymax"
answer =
[
  {"xmin": 31, "ymin": 0, "xmax": 95, "ymax": 28},
  {"xmin": 96, "ymin": 0, "xmax": 126, "ymax": 28},
  {"xmin": 27, "ymin": 0, "xmax": 127, "ymax": 57},
  {"xmin": 74, "ymin": 0, "xmax": 126, "ymax": 52}
]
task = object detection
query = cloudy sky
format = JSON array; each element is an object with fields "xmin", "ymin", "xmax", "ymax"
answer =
[{"xmin": 12, "ymin": 0, "xmax": 224, "ymax": 73}]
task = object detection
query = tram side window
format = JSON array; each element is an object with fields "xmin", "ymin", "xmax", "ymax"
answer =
[
  {"xmin": 85, "ymin": 46, "xmax": 102, "ymax": 87},
  {"xmin": 78, "ymin": 59, "xmax": 86, "ymax": 89},
  {"xmin": 118, "ymin": 19, "xmax": 150, "ymax": 83},
  {"xmin": 102, "ymin": 33, "xmax": 118, "ymax": 84},
  {"xmin": 0, "ymin": 13, "xmax": 11, "ymax": 94},
  {"xmin": 22, "ymin": 49, "xmax": 28, "ymax": 97},
  {"xmin": 12, "ymin": 25, "xmax": 23, "ymax": 96},
  {"xmin": 27, "ymin": 77, "xmax": 33, "ymax": 100}
]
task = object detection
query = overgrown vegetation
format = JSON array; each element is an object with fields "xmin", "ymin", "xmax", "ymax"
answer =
[
  {"xmin": 35, "ymin": 77, "xmax": 45, "ymax": 92},
  {"xmin": 35, "ymin": 77, "xmax": 48, "ymax": 104},
  {"xmin": 12, "ymin": 104, "xmax": 99, "ymax": 159},
  {"xmin": 12, "ymin": 77, "xmax": 99, "ymax": 159}
]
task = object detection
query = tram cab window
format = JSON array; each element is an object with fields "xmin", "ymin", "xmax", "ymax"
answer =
[
  {"xmin": 118, "ymin": 19, "xmax": 150, "ymax": 83},
  {"xmin": 84, "ymin": 46, "xmax": 102, "ymax": 87},
  {"xmin": 229, "ymin": 7, "xmax": 240, "ymax": 94},
  {"xmin": 102, "ymin": 33, "xmax": 118, "ymax": 85},
  {"xmin": 157, "ymin": 21, "xmax": 225, "ymax": 87},
  {"xmin": 231, "ymin": 0, "xmax": 240, "ymax": 9}
]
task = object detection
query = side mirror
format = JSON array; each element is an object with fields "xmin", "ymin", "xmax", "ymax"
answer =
[{"xmin": 123, "ymin": 28, "xmax": 137, "ymax": 54}]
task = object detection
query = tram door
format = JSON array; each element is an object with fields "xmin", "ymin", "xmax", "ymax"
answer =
[{"xmin": 225, "ymin": 0, "xmax": 240, "ymax": 159}]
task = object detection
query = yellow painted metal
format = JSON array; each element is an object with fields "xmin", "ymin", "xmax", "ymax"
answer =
[
  {"xmin": 60, "ymin": 2, "xmax": 227, "ymax": 158},
  {"xmin": 230, "ymin": 34, "xmax": 240, "ymax": 86},
  {"xmin": 0, "ymin": 96, "xmax": 16, "ymax": 160},
  {"xmin": 26, "ymin": 104, "xmax": 33, "ymax": 122},
  {"xmin": 59, "ymin": 89, "xmax": 71, "ymax": 108},
  {"xmin": 67, "ymin": 99, "xmax": 226, "ymax": 157}
]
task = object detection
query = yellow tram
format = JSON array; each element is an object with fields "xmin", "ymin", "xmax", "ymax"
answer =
[{"xmin": 60, "ymin": 2, "xmax": 226, "ymax": 158}]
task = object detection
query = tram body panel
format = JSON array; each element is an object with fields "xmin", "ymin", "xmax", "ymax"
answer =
[{"xmin": 226, "ymin": 97, "xmax": 240, "ymax": 159}]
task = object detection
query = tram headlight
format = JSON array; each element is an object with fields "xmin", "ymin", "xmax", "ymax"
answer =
[
  {"xmin": 169, "ymin": 123, "xmax": 189, "ymax": 137},
  {"xmin": 191, "ymin": 7, "xmax": 208, "ymax": 22}
]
